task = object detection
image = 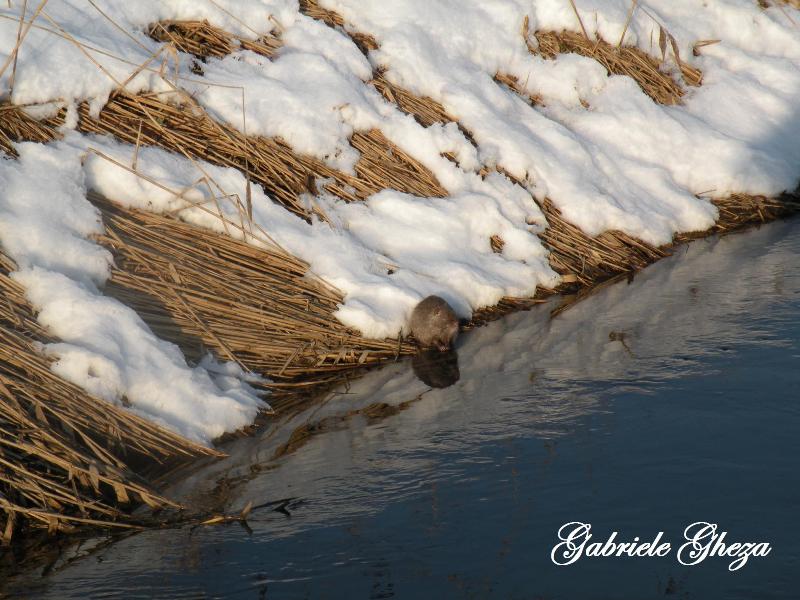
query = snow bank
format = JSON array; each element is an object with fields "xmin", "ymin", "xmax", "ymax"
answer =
[
  {"xmin": 327, "ymin": 0, "xmax": 800, "ymax": 238},
  {"xmin": 0, "ymin": 141, "xmax": 266, "ymax": 445},
  {"xmin": 0, "ymin": 1, "xmax": 799, "ymax": 438},
  {"xmin": 80, "ymin": 133, "xmax": 555, "ymax": 337}
]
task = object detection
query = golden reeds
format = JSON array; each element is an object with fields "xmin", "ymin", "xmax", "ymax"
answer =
[
  {"xmin": 76, "ymin": 93, "xmax": 446, "ymax": 219},
  {"xmin": 685, "ymin": 193, "xmax": 800, "ymax": 239},
  {"xmin": 759, "ymin": 0, "xmax": 800, "ymax": 8},
  {"xmin": 0, "ymin": 102, "xmax": 63, "ymax": 156},
  {"xmin": 297, "ymin": 0, "xmax": 378, "ymax": 54},
  {"xmin": 0, "ymin": 252, "xmax": 214, "ymax": 543},
  {"xmin": 537, "ymin": 198, "xmax": 667, "ymax": 287},
  {"xmin": 147, "ymin": 17, "xmax": 459, "ymax": 141},
  {"xmin": 529, "ymin": 27, "xmax": 702, "ymax": 105},
  {"xmin": 541, "ymin": 192, "xmax": 800, "ymax": 288},
  {"xmin": 92, "ymin": 193, "xmax": 416, "ymax": 391},
  {"xmin": 147, "ymin": 19, "xmax": 281, "ymax": 62},
  {"xmin": 78, "ymin": 20, "xmax": 800, "ymax": 306},
  {"xmin": 0, "ymin": 6, "xmax": 796, "ymax": 545},
  {"xmin": 370, "ymin": 70, "xmax": 454, "ymax": 128}
]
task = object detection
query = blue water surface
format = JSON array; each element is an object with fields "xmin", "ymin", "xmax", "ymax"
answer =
[{"xmin": 4, "ymin": 219, "xmax": 799, "ymax": 600}]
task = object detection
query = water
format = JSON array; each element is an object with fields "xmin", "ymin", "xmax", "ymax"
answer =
[{"xmin": 4, "ymin": 220, "xmax": 800, "ymax": 599}]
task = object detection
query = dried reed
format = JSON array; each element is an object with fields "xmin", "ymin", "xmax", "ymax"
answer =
[
  {"xmin": 0, "ymin": 102, "xmax": 63, "ymax": 156},
  {"xmin": 147, "ymin": 19, "xmax": 281, "ymax": 62},
  {"xmin": 76, "ymin": 93, "xmax": 446, "ymax": 219},
  {"xmin": 297, "ymin": 0, "xmax": 378, "ymax": 54},
  {"xmin": 759, "ymin": 0, "xmax": 800, "ymax": 8},
  {"xmin": 0, "ymin": 252, "xmax": 214, "ymax": 543},
  {"xmin": 370, "ymin": 70, "xmax": 454, "ymax": 128},
  {"xmin": 538, "ymin": 198, "xmax": 667, "ymax": 287},
  {"xmin": 530, "ymin": 28, "xmax": 702, "ymax": 105},
  {"xmin": 2, "ymin": 4, "xmax": 797, "ymax": 545},
  {"xmin": 91, "ymin": 193, "xmax": 416, "ymax": 389}
]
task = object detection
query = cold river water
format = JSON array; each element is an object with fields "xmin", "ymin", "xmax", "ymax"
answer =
[{"xmin": 3, "ymin": 218, "xmax": 800, "ymax": 599}]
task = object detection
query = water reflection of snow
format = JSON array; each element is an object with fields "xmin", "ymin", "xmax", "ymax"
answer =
[
  {"xmin": 8, "ymin": 219, "xmax": 799, "ymax": 596},
  {"xmin": 166, "ymin": 220, "xmax": 800, "ymax": 525}
]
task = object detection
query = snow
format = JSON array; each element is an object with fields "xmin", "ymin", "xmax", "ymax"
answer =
[
  {"xmin": 79, "ymin": 132, "xmax": 554, "ymax": 337},
  {"xmin": 1, "ymin": 0, "xmax": 799, "ymax": 439},
  {"xmin": 0, "ymin": 141, "xmax": 266, "ymax": 445},
  {"xmin": 326, "ymin": 0, "xmax": 800, "ymax": 237}
]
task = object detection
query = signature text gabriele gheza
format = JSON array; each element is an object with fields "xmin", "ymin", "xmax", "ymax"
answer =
[{"xmin": 551, "ymin": 522, "xmax": 771, "ymax": 571}]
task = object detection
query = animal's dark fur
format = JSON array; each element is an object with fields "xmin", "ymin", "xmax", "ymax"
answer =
[{"xmin": 409, "ymin": 295, "xmax": 459, "ymax": 351}]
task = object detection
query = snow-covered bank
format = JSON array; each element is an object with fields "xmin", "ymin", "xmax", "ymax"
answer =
[
  {"xmin": 1, "ymin": 1, "xmax": 799, "ymax": 440},
  {"xmin": 0, "ymin": 140, "xmax": 266, "ymax": 444}
]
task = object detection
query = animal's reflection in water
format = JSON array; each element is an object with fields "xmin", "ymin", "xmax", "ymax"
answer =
[{"xmin": 412, "ymin": 348, "xmax": 460, "ymax": 388}]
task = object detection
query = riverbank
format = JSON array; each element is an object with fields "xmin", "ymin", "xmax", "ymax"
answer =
[{"xmin": 1, "ymin": 0, "xmax": 799, "ymax": 542}]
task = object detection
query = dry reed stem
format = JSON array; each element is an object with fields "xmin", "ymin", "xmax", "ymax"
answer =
[
  {"xmin": 147, "ymin": 20, "xmax": 281, "ymax": 62},
  {"xmin": 90, "ymin": 193, "xmax": 416, "ymax": 389},
  {"xmin": 532, "ymin": 29, "xmax": 702, "ymax": 105},
  {"xmin": 0, "ymin": 252, "xmax": 214, "ymax": 542},
  {"xmin": 76, "ymin": 93, "xmax": 446, "ymax": 219},
  {"xmin": 0, "ymin": 0, "xmax": 49, "ymax": 88}
]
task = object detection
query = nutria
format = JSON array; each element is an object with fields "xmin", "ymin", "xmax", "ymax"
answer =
[{"xmin": 409, "ymin": 295, "xmax": 459, "ymax": 351}]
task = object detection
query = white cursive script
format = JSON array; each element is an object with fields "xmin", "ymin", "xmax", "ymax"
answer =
[
  {"xmin": 551, "ymin": 522, "xmax": 670, "ymax": 566},
  {"xmin": 677, "ymin": 522, "xmax": 772, "ymax": 571},
  {"xmin": 551, "ymin": 522, "xmax": 771, "ymax": 571}
]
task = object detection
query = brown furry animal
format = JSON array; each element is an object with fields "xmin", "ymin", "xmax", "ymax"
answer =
[{"xmin": 409, "ymin": 295, "xmax": 459, "ymax": 351}]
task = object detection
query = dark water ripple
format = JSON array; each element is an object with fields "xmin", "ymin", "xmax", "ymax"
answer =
[{"xmin": 4, "ymin": 219, "xmax": 800, "ymax": 599}]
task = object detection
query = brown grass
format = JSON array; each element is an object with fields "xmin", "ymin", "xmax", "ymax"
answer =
[
  {"xmin": 76, "ymin": 93, "xmax": 446, "ymax": 219},
  {"xmin": 536, "ymin": 198, "xmax": 667, "ymax": 287},
  {"xmin": 92, "ymin": 193, "xmax": 416, "ymax": 390},
  {"xmin": 371, "ymin": 70, "xmax": 454, "ymax": 127},
  {"xmin": 493, "ymin": 72, "xmax": 546, "ymax": 107},
  {"xmin": 540, "ymin": 193, "xmax": 800, "ymax": 288},
  {"xmin": 530, "ymin": 28, "xmax": 702, "ymax": 106},
  {"xmin": 147, "ymin": 19, "xmax": 281, "ymax": 62},
  {"xmin": 0, "ymin": 103, "xmax": 64, "ymax": 157},
  {"xmin": 0, "ymin": 252, "xmax": 214, "ymax": 543},
  {"xmin": 297, "ymin": 0, "xmax": 378, "ymax": 54},
  {"xmin": 286, "ymin": 9, "xmax": 795, "ymax": 289}
]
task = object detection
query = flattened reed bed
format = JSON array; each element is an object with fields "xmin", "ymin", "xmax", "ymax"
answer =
[
  {"xmin": 77, "ymin": 93, "xmax": 446, "ymax": 220},
  {"xmin": 91, "ymin": 193, "xmax": 416, "ymax": 388},
  {"xmin": 537, "ymin": 198, "xmax": 667, "ymax": 288},
  {"xmin": 0, "ymin": 103, "xmax": 63, "ymax": 157},
  {"xmin": 147, "ymin": 19, "xmax": 281, "ymax": 62},
  {"xmin": 528, "ymin": 27, "xmax": 703, "ymax": 106},
  {"xmin": 371, "ymin": 71, "xmax": 455, "ymax": 128},
  {"xmin": 7, "ymin": 81, "xmax": 799, "ymax": 320},
  {"xmin": 0, "ymin": 253, "xmax": 213, "ymax": 543},
  {"xmin": 297, "ymin": 0, "xmax": 379, "ymax": 54},
  {"xmin": 289, "ymin": 9, "xmax": 798, "ymax": 288},
  {"xmin": 538, "ymin": 193, "xmax": 800, "ymax": 289},
  {"xmin": 759, "ymin": 0, "xmax": 800, "ymax": 8}
]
